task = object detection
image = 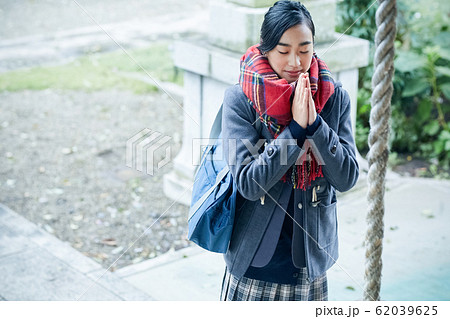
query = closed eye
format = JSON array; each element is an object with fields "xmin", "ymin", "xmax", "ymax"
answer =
[
  {"xmin": 300, "ymin": 51, "xmax": 309, "ymax": 54},
  {"xmin": 278, "ymin": 51, "xmax": 288, "ymax": 55}
]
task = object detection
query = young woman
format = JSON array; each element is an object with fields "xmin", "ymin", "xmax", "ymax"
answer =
[{"xmin": 219, "ymin": 1, "xmax": 359, "ymax": 301}]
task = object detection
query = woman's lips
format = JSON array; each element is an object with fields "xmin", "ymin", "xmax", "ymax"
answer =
[{"xmin": 285, "ymin": 70, "xmax": 301, "ymax": 77}]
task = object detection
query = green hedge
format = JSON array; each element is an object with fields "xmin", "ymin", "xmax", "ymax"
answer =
[{"xmin": 337, "ymin": 0, "xmax": 450, "ymax": 171}]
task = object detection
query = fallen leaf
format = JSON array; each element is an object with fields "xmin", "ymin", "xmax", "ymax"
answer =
[
  {"xmin": 62, "ymin": 148, "xmax": 72, "ymax": 155},
  {"xmin": 97, "ymin": 149, "xmax": 113, "ymax": 156},
  {"xmin": 111, "ymin": 246, "xmax": 124, "ymax": 255},
  {"xmin": 50, "ymin": 188, "xmax": 64, "ymax": 195},
  {"xmin": 421, "ymin": 209, "xmax": 435, "ymax": 219},
  {"xmin": 72, "ymin": 214, "xmax": 83, "ymax": 222},
  {"xmin": 101, "ymin": 238, "xmax": 117, "ymax": 246},
  {"xmin": 6, "ymin": 179, "xmax": 15, "ymax": 187},
  {"xmin": 43, "ymin": 224, "xmax": 54, "ymax": 234},
  {"xmin": 94, "ymin": 253, "xmax": 109, "ymax": 261}
]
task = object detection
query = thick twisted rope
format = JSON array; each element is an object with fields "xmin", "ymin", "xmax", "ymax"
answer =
[{"xmin": 364, "ymin": 0, "xmax": 397, "ymax": 301}]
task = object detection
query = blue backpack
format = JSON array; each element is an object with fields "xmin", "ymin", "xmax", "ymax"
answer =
[{"xmin": 187, "ymin": 103, "xmax": 261, "ymax": 253}]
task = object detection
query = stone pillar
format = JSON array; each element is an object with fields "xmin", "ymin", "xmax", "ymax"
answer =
[{"xmin": 163, "ymin": 0, "xmax": 369, "ymax": 205}]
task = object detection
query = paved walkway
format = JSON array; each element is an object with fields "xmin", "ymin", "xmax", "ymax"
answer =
[
  {"xmin": 2, "ymin": 173, "xmax": 449, "ymax": 300},
  {"xmin": 0, "ymin": 0, "xmax": 208, "ymax": 41},
  {"xmin": 0, "ymin": 203, "xmax": 151, "ymax": 300},
  {"xmin": 0, "ymin": 0, "xmax": 209, "ymax": 72}
]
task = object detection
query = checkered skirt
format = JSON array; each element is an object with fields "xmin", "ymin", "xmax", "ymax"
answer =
[{"xmin": 220, "ymin": 267, "xmax": 328, "ymax": 301}]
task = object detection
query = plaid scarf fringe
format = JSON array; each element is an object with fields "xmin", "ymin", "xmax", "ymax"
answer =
[{"xmin": 281, "ymin": 153, "xmax": 324, "ymax": 190}]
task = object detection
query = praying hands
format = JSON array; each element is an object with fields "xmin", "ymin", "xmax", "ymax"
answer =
[{"xmin": 292, "ymin": 72, "xmax": 317, "ymax": 129}]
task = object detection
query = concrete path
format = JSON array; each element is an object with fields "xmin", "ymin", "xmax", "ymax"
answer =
[
  {"xmin": 0, "ymin": 203, "xmax": 151, "ymax": 300},
  {"xmin": 115, "ymin": 174, "xmax": 450, "ymax": 301},
  {"xmin": 0, "ymin": 0, "xmax": 208, "ymax": 41},
  {"xmin": 0, "ymin": 0, "xmax": 209, "ymax": 72}
]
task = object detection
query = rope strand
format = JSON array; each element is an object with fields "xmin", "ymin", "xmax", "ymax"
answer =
[{"xmin": 364, "ymin": 0, "xmax": 397, "ymax": 301}]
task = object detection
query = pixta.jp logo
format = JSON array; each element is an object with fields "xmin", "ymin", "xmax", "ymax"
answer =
[{"xmin": 126, "ymin": 129, "xmax": 172, "ymax": 175}]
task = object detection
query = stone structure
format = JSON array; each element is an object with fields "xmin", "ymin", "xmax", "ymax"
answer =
[{"xmin": 163, "ymin": 0, "xmax": 369, "ymax": 205}]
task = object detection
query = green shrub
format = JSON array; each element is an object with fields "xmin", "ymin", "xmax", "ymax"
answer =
[{"xmin": 337, "ymin": 0, "xmax": 450, "ymax": 171}]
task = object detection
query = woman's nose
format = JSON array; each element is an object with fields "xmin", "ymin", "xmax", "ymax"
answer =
[{"xmin": 288, "ymin": 54, "xmax": 301, "ymax": 67}]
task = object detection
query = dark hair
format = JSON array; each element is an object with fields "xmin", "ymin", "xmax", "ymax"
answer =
[{"xmin": 258, "ymin": 1, "xmax": 315, "ymax": 54}]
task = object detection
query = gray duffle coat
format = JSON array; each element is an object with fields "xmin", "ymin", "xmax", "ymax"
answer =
[{"xmin": 221, "ymin": 81, "xmax": 359, "ymax": 282}]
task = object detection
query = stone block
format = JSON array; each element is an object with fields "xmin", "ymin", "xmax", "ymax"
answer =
[
  {"xmin": 209, "ymin": 0, "xmax": 267, "ymax": 53},
  {"xmin": 173, "ymin": 39, "xmax": 241, "ymax": 85},
  {"xmin": 172, "ymin": 37, "xmax": 210, "ymax": 76},
  {"xmin": 228, "ymin": 0, "xmax": 276, "ymax": 8},
  {"xmin": 209, "ymin": 46, "xmax": 241, "ymax": 85},
  {"xmin": 174, "ymin": 34, "xmax": 369, "ymax": 83},
  {"xmin": 201, "ymin": 77, "xmax": 231, "ymax": 137},
  {"xmin": 335, "ymin": 68, "xmax": 359, "ymax": 137},
  {"xmin": 163, "ymin": 71, "xmax": 202, "ymax": 205},
  {"xmin": 210, "ymin": 0, "xmax": 337, "ymax": 52},
  {"xmin": 314, "ymin": 33, "xmax": 370, "ymax": 73},
  {"xmin": 303, "ymin": 0, "xmax": 337, "ymax": 43},
  {"xmin": 163, "ymin": 71, "xmax": 232, "ymax": 205},
  {"xmin": 163, "ymin": 170, "xmax": 195, "ymax": 206}
]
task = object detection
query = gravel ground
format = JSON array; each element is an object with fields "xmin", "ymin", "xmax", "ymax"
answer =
[{"xmin": 0, "ymin": 88, "xmax": 194, "ymax": 270}]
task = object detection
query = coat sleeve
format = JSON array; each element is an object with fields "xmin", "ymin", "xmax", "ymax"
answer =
[
  {"xmin": 222, "ymin": 85, "xmax": 302, "ymax": 201},
  {"xmin": 308, "ymin": 87, "xmax": 359, "ymax": 192}
]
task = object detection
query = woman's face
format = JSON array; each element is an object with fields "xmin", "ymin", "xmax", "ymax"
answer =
[{"xmin": 266, "ymin": 24, "xmax": 314, "ymax": 83}]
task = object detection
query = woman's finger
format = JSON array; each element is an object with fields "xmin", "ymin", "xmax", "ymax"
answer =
[
  {"xmin": 296, "ymin": 76, "xmax": 305, "ymax": 105},
  {"xmin": 293, "ymin": 77, "xmax": 301, "ymax": 102},
  {"xmin": 308, "ymin": 88, "xmax": 317, "ymax": 125},
  {"xmin": 303, "ymin": 82, "xmax": 309, "ymax": 109}
]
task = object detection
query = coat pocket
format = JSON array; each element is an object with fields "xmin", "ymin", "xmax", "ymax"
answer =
[{"xmin": 317, "ymin": 202, "xmax": 338, "ymax": 249}]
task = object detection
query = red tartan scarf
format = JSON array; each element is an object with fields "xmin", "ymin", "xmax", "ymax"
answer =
[{"xmin": 239, "ymin": 44, "xmax": 335, "ymax": 190}]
